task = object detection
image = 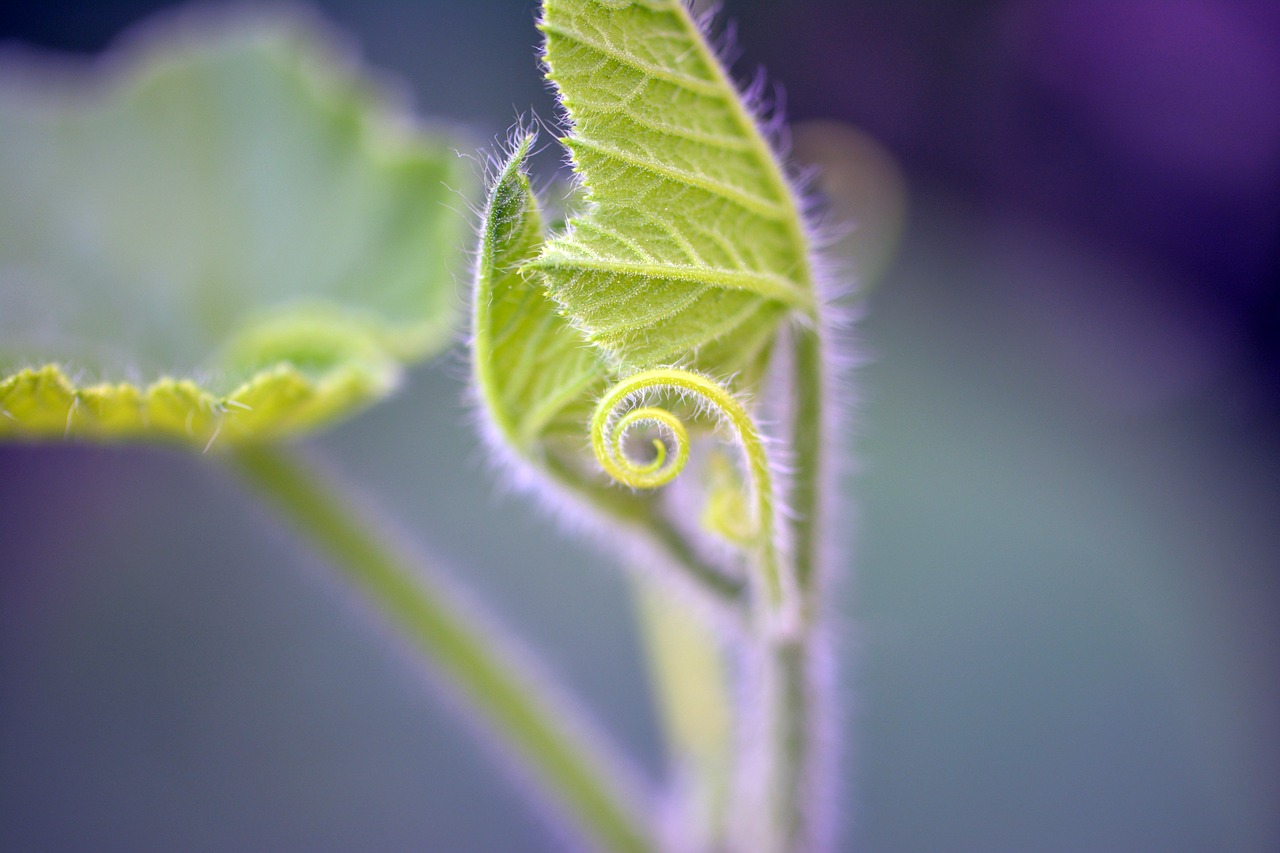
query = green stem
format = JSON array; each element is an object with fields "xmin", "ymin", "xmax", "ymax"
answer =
[
  {"xmin": 789, "ymin": 325, "xmax": 826, "ymax": 604},
  {"xmin": 756, "ymin": 324, "xmax": 829, "ymax": 852},
  {"xmin": 228, "ymin": 443, "xmax": 655, "ymax": 853},
  {"xmin": 758, "ymin": 635, "xmax": 817, "ymax": 853}
]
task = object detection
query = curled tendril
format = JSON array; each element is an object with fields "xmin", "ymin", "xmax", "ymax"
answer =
[
  {"xmin": 590, "ymin": 367, "xmax": 788, "ymax": 608},
  {"xmin": 600, "ymin": 405, "xmax": 690, "ymax": 489}
]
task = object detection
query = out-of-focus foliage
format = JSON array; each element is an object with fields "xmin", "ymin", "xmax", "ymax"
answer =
[{"xmin": 0, "ymin": 9, "xmax": 474, "ymax": 449}]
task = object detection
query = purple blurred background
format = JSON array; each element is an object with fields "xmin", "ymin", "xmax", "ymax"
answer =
[{"xmin": 743, "ymin": 0, "xmax": 1280, "ymax": 424}]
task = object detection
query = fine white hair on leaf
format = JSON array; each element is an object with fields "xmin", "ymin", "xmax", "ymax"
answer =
[{"xmin": 464, "ymin": 135, "xmax": 749, "ymax": 626}]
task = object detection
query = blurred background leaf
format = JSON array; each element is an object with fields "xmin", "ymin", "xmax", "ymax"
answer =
[{"xmin": 0, "ymin": 8, "xmax": 474, "ymax": 447}]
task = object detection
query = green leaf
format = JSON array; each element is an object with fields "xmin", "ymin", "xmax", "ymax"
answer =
[
  {"xmin": 472, "ymin": 136, "xmax": 606, "ymax": 454},
  {"xmin": 0, "ymin": 10, "xmax": 475, "ymax": 448},
  {"xmin": 529, "ymin": 0, "xmax": 815, "ymax": 383},
  {"xmin": 472, "ymin": 137, "xmax": 749, "ymax": 608}
]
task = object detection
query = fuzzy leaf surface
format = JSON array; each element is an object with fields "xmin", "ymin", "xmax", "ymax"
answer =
[
  {"xmin": 0, "ymin": 11, "xmax": 474, "ymax": 448},
  {"xmin": 531, "ymin": 0, "xmax": 814, "ymax": 382},
  {"xmin": 472, "ymin": 138, "xmax": 606, "ymax": 454}
]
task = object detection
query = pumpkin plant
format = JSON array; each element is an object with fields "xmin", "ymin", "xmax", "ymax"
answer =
[{"xmin": 1, "ymin": 2, "xmax": 851, "ymax": 850}]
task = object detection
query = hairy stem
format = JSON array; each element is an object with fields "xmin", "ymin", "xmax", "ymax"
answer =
[
  {"xmin": 738, "ymin": 324, "xmax": 831, "ymax": 853},
  {"xmin": 763, "ymin": 323, "xmax": 831, "ymax": 851},
  {"xmin": 788, "ymin": 325, "xmax": 827, "ymax": 605},
  {"xmin": 755, "ymin": 635, "xmax": 819, "ymax": 853},
  {"xmin": 228, "ymin": 444, "xmax": 655, "ymax": 853}
]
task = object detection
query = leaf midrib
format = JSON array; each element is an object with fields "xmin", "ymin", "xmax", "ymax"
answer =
[{"xmin": 529, "ymin": 254, "xmax": 811, "ymax": 312}]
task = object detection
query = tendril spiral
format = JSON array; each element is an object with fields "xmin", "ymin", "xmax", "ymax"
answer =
[
  {"xmin": 590, "ymin": 367, "xmax": 788, "ymax": 607},
  {"xmin": 597, "ymin": 404, "xmax": 690, "ymax": 489}
]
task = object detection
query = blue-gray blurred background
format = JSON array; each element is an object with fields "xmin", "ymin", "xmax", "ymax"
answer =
[{"xmin": 2, "ymin": 1, "xmax": 1278, "ymax": 850}]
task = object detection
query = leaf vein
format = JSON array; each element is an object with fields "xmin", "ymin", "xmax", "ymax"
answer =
[
  {"xmin": 540, "ymin": 21, "xmax": 723, "ymax": 98},
  {"xmin": 577, "ymin": 105, "xmax": 754, "ymax": 152},
  {"xmin": 574, "ymin": 220, "xmax": 656, "ymax": 262},
  {"xmin": 531, "ymin": 255, "xmax": 809, "ymax": 310},
  {"xmin": 569, "ymin": 136, "xmax": 788, "ymax": 221},
  {"xmin": 627, "ymin": 205, "xmax": 706, "ymax": 267}
]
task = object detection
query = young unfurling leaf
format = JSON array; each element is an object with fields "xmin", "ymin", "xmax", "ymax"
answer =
[
  {"xmin": 472, "ymin": 137, "xmax": 747, "ymax": 605},
  {"xmin": 472, "ymin": 136, "xmax": 606, "ymax": 455},
  {"xmin": 530, "ymin": 0, "xmax": 817, "ymax": 387},
  {"xmin": 473, "ymin": 1, "xmax": 825, "ymax": 611}
]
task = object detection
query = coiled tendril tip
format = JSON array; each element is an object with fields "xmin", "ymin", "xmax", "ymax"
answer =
[
  {"xmin": 589, "ymin": 366, "xmax": 786, "ymax": 606},
  {"xmin": 593, "ymin": 403, "xmax": 689, "ymax": 489}
]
